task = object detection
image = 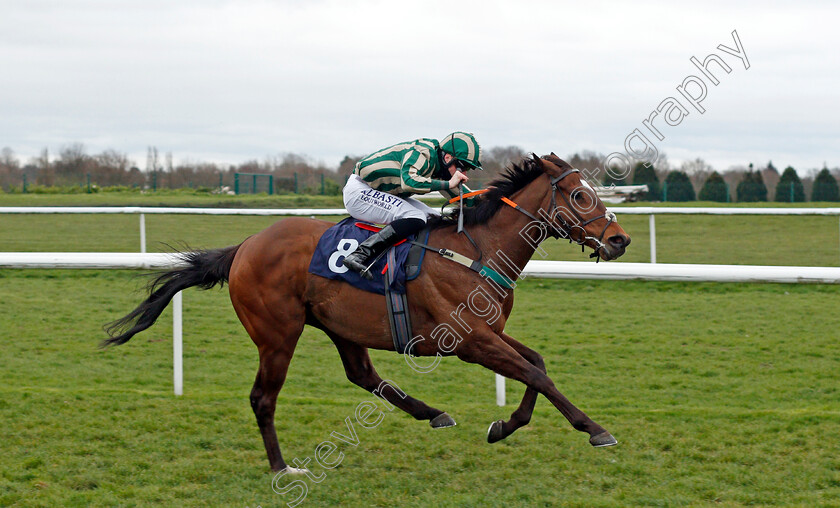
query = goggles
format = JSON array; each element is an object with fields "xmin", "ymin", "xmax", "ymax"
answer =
[{"xmin": 451, "ymin": 158, "xmax": 475, "ymax": 172}]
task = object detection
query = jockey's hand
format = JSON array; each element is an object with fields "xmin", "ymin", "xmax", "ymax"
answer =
[{"xmin": 448, "ymin": 171, "xmax": 469, "ymax": 189}]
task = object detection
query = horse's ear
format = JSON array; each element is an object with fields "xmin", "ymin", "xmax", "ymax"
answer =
[{"xmin": 531, "ymin": 153, "xmax": 548, "ymax": 172}]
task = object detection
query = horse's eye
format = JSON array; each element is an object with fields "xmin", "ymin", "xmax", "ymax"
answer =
[{"xmin": 574, "ymin": 192, "xmax": 587, "ymax": 203}]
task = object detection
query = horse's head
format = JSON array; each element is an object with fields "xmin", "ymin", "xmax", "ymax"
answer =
[{"xmin": 534, "ymin": 153, "xmax": 631, "ymax": 261}]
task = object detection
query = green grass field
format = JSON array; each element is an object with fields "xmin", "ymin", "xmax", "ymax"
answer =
[{"xmin": 1, "ymin": 197, "xmax": 840, "ymax": 506}]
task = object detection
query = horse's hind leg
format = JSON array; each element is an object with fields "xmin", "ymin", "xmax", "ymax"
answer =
[
  {"xmin": 487, "ymin": 332, "xmax": 546, "ymax": 443},
  {"xmin": 250, "ymin": 341, "xmax": 299, "ymax": 472},
  {"xmin": 236, "ymin": 299, "xmax": 306, "ymax": 472},
  {"xmin": 327, "ymin": 334, "xmax": 454, "ymax": 428}
]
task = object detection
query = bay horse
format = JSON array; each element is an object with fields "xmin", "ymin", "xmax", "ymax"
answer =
[{"xmin": 105, "ymin": 153, "xmax": 631, "ymax": 472}]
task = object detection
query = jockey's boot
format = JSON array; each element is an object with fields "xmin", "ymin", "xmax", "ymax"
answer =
[{"xmin": 342, "ymin": 218, "xmax": 425, "ymax": 279}]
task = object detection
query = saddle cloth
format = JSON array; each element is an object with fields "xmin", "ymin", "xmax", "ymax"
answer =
[{"xmin": 308, "ymin": 217, "xmax": 429, "ymax": 295}]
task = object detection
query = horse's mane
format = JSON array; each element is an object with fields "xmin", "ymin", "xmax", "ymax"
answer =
[{"xmin": 428, "ymin": 156, "xmax": 546, "ymax": 229}]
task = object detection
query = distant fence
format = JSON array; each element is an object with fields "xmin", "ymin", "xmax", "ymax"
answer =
[
  {"xmin": 6, "ymin": 171, "xmax": 347, "ymax": 195},
  {"xmin": 234, "ymin": 173, "xmax": 274, "ymax": 195}
]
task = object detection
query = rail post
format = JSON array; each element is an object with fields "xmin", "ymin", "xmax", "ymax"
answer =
[
  {"xmin": 650, "ymin": 214, "xmax": 657, "ymax": 263},
  {"xmin": 495, "ymin": 374, "xmax": 505, "ymax": 406},
  {"xmin": 139, "ymin": 213, "xmax": 146, "ymax": 253},
  {"xmin": 173, "ymin": 291, "xmax": 183, "ymax": 396}
]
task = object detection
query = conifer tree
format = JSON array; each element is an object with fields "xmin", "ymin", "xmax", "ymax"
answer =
[
  {"xmin": 736, "ymin": 170, "xmax": 768, "ymax": 202},
  {"xmin": 811, "ymin": 168, "xmax": 839, "ymax": 202},
  {"xmin": 663, "ymin": 170, "xmax": 695, "ymax": 201},
  {"xmin": 631, "ymin": 162, "xmax": 661, "ymax": 201},
  {"xmin": 698, "ymin": 171, "xmax": 728, "ymax": 202},
  {"xmin": 774, "ymin": 166, "xmax": 805, "ymax": 202}
]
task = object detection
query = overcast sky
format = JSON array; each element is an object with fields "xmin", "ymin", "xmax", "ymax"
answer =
[{"xmin": 2, "ymin": 0, "xmax": 838, "ymax": 174}]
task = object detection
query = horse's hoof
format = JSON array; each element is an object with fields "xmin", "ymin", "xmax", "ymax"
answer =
[
  {"xmin": 278, "ymin": 466, "xmax": 309, "ymax": 475},
  {"xmin": 430, "ymin": 412, "xmax": 456, "ymax": 428},
  {"xmin": 589, "ymin": 431, "xmax": 618, "ymax": 447},
  {"xmin": 487, "ymin": 420, "xmax": 505, "ymax": 443}
]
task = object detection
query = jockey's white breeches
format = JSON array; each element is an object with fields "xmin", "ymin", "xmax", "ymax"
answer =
[{"xmin": 343, "ymin": 175, "xmax": 440, "ymax": 224}]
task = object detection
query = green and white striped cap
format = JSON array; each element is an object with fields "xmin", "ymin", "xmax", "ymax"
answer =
[{"xmin": 440, "ymin": 132, "xmax": 482, "ymax": 169}]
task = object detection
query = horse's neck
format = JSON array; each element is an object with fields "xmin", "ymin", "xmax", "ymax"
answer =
[{"xmin": 474, "ymin": 176, "xmax": 551, "ymax": 281}]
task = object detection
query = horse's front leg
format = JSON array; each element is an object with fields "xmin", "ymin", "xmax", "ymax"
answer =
[
  {"xmin": 458, "ymin": 331, "xmax": 617, "ymax": 447},
  {"xmin": 486, "ymin": 332, "xmax": 545, "ymax": 443}
]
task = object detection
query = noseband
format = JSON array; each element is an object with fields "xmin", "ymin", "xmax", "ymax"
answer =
[{"xmin": 503, "ymin": 168, "xmax": 616, "ymax": 261}]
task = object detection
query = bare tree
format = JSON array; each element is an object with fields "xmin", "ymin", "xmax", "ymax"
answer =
[
  {"xmin": 721, "ymin": 164, "xmax": 749, "ymax": 200},
  {"xmin": 33, "ymin": 147, "xmax": 53, "ymax": 186},
  {"xmin": 801, "ymin": 167, "xmax": 822, "ymax": 200},
  {"xmin": 337, "ymin": 155, "xmax": 361, "ymax": 177},
  {"xmin": 568, "ymin": 150, "xmax": 606, "ymax": 182},
  {"xmin": 94, "ymin": 149, "xmax": 134, "ymax": 186},
  {"xmin": 475, "ymin": 145, "xmax": 527, "ymax": 187},
  {"xmin": 146, "ymin": 146, "xmax": 160, "ymax": 188},
  {"xmin": 146, "ymin": 146, "xmax": 159, "ymax": 172},
  {"xmin": 680, "ymin": 157, "xmax": 714, "ymax": 192},
  {"xmin": 54, "ymin": 143, "xmax": 94, "ymax": 185},
  {"xmin": 652, "ymin": 153, "xmax": 672, "ymax": 182},
  {"xmin": 0, "ymin": 147, "xmax": 17, "ymax": 167},
  {"xmin": 0, "ymin": 147, "xmax": 21, "ymax": 190},
  {"xmin": 761, "ymin": 161, "xmax": 780, "ymax": 201}
]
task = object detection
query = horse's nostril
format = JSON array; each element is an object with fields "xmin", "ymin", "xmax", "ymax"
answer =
[{"xmin": 609, "ymin": 235, "xmax": 630, "ymax": 248}]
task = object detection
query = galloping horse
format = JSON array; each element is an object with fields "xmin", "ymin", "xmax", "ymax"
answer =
[{"xmin": 105, "ymin": 153, "xmax": 631, "ymax": 472}]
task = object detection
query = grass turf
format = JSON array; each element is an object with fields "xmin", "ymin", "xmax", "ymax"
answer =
[
  {"xmin": 2, "ymin": 196, "xmax": 839, "ymax": 506},
  {"xmin": 1, "ymin": 270, "xmax": 839, "ymax": 507}
]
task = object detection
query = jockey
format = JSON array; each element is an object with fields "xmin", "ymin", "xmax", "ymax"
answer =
[{"xmin": 342, "ymin": 131, "xmax": 482, "ymax": 278}]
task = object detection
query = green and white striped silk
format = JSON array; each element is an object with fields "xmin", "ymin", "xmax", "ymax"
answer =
[{"xmin": 353, "ymin": 138, "xmax": 451, "ymax": 197}]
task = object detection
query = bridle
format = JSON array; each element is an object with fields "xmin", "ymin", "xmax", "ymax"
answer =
[
  {"xmin": 445, "ymin": 161, "xmax": 618, "ymax": 262},
  {"xmin": 500, "ymin": 167, "xmax": 617, "ymax": 262},
  {"xmin": 412, "ymin": 160, "xmax": 622, "ymax": 293}
]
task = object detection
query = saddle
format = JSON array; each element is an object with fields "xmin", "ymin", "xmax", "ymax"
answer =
[
  {"xmin": 308, "ymin": 217, "xmax": 429, "ymax": 295},
  {"xmin": 309, "ymin": 217, "xmax": 514, "ymax": 355},
  {"xmin": 308, "ymin": 218, "xmax": 431, "ymax": 354}
]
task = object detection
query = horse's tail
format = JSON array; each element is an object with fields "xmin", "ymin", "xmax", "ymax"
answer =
[{"xmin": 102, "ymin": 245, "xmax": 241, "ymax": 347}]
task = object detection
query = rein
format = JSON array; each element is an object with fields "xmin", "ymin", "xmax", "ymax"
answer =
[
  {"xmin": 446, "ymin": 169, "xmax": 616, "ymax": 262},
  {"xmin": 415, "ymin": 163, "xmax": 619, "ymax": 290}
]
